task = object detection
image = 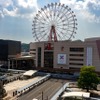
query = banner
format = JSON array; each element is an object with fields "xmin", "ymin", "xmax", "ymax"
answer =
[{"xmin": 57, "ymin": 54, "xmax": 66, "ymax": 64}]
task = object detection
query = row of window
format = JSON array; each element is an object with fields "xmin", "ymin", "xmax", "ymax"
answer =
[
  {"xmin": 69, "ymin": 63, "xmax": 83, "ymax": 66},
  {"xmin": 30, "ymin": 49, "xmax": 36, "ymax": 51},
  {"xmin": 30, "ymin": 52, "xmax": 36, "ymax": 55},
  {"xmin": 69, "ymin": 48, "xmax": 85, "ymax": 66},
  {"xmin": 31, "ymin": 52, "xmax": 84, "ymax": 57},
  {"xmin": 70, "ymin": 47, "xmax": 84, "ymax": 52},
  {"xmin": 69, "ymin": 58, "xmax": 84, "ymax": 61},
  {"xmin": 30, "ymin": 47, "xmax": 84, "ymax": 52},
  {"xmin": 69, "ymin": 54, "xmax": 84, "ymax": 57}
]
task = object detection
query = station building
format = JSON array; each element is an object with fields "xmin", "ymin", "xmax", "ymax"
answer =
[
  {"xmin": 9, "ymin": 56, "xmax": 34, "ymax": 70},
  {"xmin": 30, "ymin": 37, "xmax": 100, "ymax": 73}
]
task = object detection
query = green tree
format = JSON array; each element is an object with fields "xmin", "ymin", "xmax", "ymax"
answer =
[
  {"xmin": 78, "ymin": 66, "xmax": 100, "ymax": 92},
  {"xmin": 0, "ymin": 81, "xmax": 7, "ymax": 98}
]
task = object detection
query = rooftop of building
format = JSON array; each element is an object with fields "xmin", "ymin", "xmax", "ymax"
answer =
[{"xmin": 30, "ymin": 37, "xmax": 100, "ymax": 44}]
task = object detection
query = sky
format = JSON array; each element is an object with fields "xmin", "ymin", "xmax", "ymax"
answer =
[{"xmin": 0, "ymin": 0, "xmax": 100, "ymax": 43}]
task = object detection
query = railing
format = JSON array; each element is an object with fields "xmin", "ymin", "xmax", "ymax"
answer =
[
  {"xmin": 90, "ymin": 97, "xmax": 100, "ymax": 100},
  {"xmin": 50, "ymin": 83, "xmax": 69, "ymax": 100},
  {"xmin": 0, "ymin": 68, "xmax": 25, "ymax": 73},
  {"xmin": 50, "ymin": 73, "xmax": 78, "ymax": 80},
  {"xmin": 7, "ymin": 69, "xmax": 25, "ymax": 73}
]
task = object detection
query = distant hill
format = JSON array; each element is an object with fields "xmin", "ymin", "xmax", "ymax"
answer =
[{"xmin": 21, "ymin": 43, "xmax": 29, "ymax": 52}]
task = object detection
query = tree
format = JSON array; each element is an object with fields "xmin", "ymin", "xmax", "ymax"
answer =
[
  {"xmin": 0, "ymin": 80, "xmax": 7, "ymax": 98},
  {"xmin": 78, "ymin": 66, "xmax": 100, "ymax": 92}
]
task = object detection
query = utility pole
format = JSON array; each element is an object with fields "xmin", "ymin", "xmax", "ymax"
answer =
[{"xmin": 42, "ymin": 91, "xmax": 43, "ymax": 100}]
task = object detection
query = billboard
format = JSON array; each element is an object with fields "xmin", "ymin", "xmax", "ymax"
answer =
[{"xmin": 57, "ymin": 54, "xmax": 66, "ymax": 64}]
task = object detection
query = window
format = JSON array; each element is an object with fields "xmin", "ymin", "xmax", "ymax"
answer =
[
  {"xmin": 69, "ymin": 63, "xmax": 83, "ymax": 66},
  {"xmin": 30, "ymin": 52, "xmax": 36, "ymax": 55},
  {"xmin": 69, "ymin": 54, "xmax": 84, "ymax": 57},
  {"xmin": 70, "ymin": 48, "xmax": 84, "ymax": 52},
  {"xmin": 69, "ymin": 58, "xmax": 84, "ymax": 61},
  {"xmin": 30, "ymin": 49, "xmax": 36, "ymax": 51}
]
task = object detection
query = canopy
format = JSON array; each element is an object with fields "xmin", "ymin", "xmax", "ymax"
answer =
[
  {"xmin": 32, "ymin": 99, "xmax": 38, "ymax": 100},
  {"xmin": 23, "ymin": 70, "xmax": 37, "ymax": 76},
  {"xmin": 62, "ymin": 92, "xmax": 90, "ymax": 98}
]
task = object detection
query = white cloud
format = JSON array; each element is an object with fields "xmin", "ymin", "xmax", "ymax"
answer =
[
  {"xmin": 3, "ymin": 8, "xmax": 17, "ymax": 17},
  {"xmin": 0, "ymin": 10, "xmax": 4, "ymax": 18},
  {"xmin": 0, "ymin": 0, "xmax": 100, "ymax": 23},
  {"xmin": 0, "ymin": 0, "xmax": 12, "ymax": 7},
  {"xmin": 60, "ymin": 0, "xmax": 76, "ymax": 5},
  {"xmin": 60, "ymin": 0, "xmax": 100, "ymax": 23},
  {"xmin": 0, "ymin": 0, "xmax": 39, "ymax": 19},
  {"xmin": 74, "ymin": 1, "xmax": 84, "ymax": 10},
  {"xmin": 17, "ymin": 0, "xmax": 28, "ymax": 8}
]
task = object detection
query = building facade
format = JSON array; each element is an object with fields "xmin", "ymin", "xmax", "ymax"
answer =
[
  {"xmin": 0, "ymin": 39, "xmax": 21, "ymax": 67},
  {"xmin": 30, "ymin": 37, "xmax": 100, "ymax": 72}
]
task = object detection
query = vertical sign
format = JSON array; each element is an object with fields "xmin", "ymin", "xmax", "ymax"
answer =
[
  {"xmin": 86, "ymin": 47, "xmax": 92, "ymax": 66},
  {"xmin": 57, "ymin": 54, "xmax": 66, "ymax": 64}
]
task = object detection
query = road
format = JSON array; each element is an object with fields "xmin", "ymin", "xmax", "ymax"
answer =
[{"xmin": 18, "ymin": 78, "xmax": 68, "ymax": 100}]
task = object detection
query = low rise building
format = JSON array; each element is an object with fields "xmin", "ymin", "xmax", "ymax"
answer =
[{"xmin": 0, "ymin": 39, "xmax": 21, "ymax": 68}]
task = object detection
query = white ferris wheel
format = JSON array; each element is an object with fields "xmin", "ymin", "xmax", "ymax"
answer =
[{"xmin": 32, "ymin": 2, "xmax": 77, "ymax": 42}]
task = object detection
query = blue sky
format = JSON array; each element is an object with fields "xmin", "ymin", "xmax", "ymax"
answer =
[{"xmin": 0, "ymin": 0, "xmax": 100, "ymax": 43}]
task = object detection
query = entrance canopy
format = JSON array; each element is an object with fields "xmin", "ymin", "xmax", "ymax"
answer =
[
  {"xmin": 23, "ymin": 70, "xmax": 37, "ymax": 76},
  {"xmin": 62, "ymin": 92, "xmax": 90, "ymax": 98}
]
